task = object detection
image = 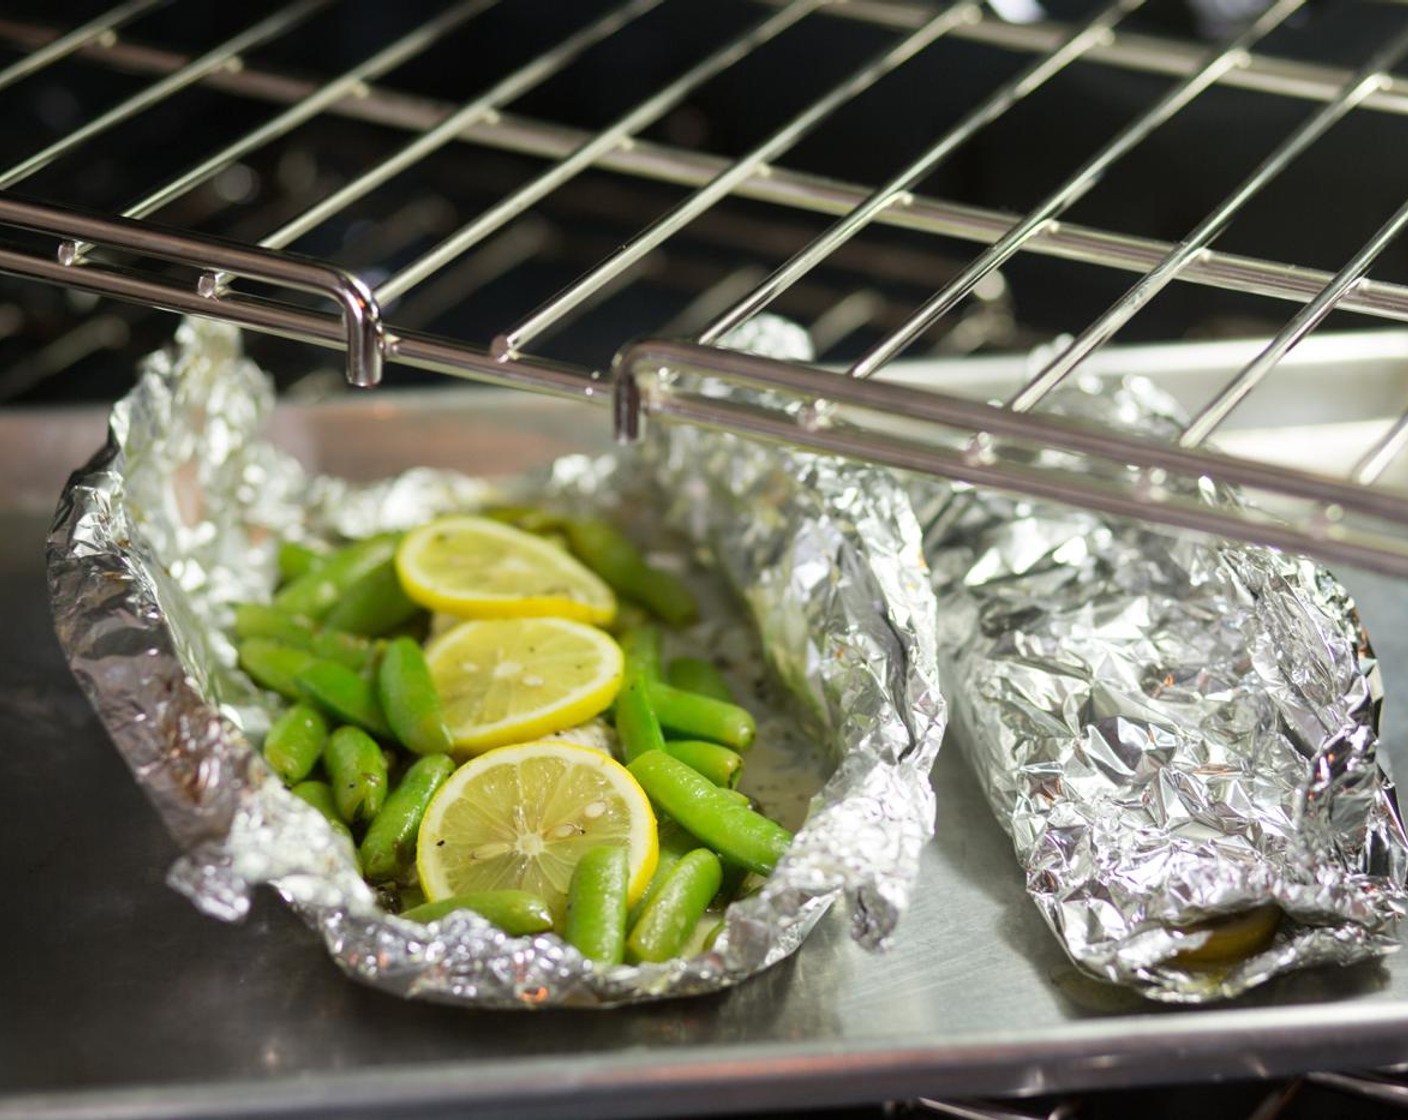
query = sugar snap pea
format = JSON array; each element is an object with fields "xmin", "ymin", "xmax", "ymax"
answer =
[
  {"xmin": 666, "ymin": 657, "xmax": 734, "ymax": 703},
  {"xmin": 323, "ymin": 558, "xmax": 423, "ymax": 637},
  {"xmin": 614, "ymin": 626, "xmax": 666, "ymax": 763},
  {"xmin": 323, "ymin": 725, "xmax": 389, "ymax": 824},
  {"xmin": 621, "ymin": 625, "xmax": 662, "ymax": 682},
  {"xmin": 401, "ymin": 890, "xmax": 554, "ymax": 936},
  {"xmin": 608, "ymin": 602, "xmax": 652, "ymax": 638},
  {"xmin": 263, "ymin": 702, "xmax": 328, "ymax": 785},
  {"xmin": 297, "ymin": 661, "xmax": 394, "ymax": 740},
  {"xmin": 564, "ymin": 518, "xmax": 697, "ymax": 627},
  {"xmin": 626, "ymin": 848, "xmax": 723, "ymax": 963},
  {"xmin": 627, "ymin": 818, "xmax": 695, "ymax": 928},
  {"xmin": 308, "ymin": 628, "xmax": 381, "ymax": 673},
  {"xmin": 628, "ymin": 751, "xmax": 792, "ymax": 875},
  {"xmin": 377, "ymin": 636, "xmax": 453, "ymax": 756},
  {"xmin": 615, "ymin": 677, "xmax": 666, "ymax": 764},
  {"xmin": 359, "ymin": 753, "xmax": 455, "ymax": 882},
  {"xmin": 235, "ymin": 603, "xmax": 317, "ymax": 648},
  {"xmin": 290, "ymin": 780, "xmax": 356, "ymax": 850},
  {"xmin": 663, "ymin": 739, "xmax": 743, "ymax": 789},
  {"xmin": 718, "ymin": 787, "xmax": 755, "ymax": 810},
  {"xmin": 234, "ymin": 604, "xmax": 377, "ymax": 671},
  {"xmin": 273, "ymin": 533, "xmax": 399, "ymax": 621},
  {"xmin": 563, "ymin": 845, "xmax": 630, "ymax": 965},
  {"xmin": 277, "ymin": 541, "xmax": 326, "ymax": 585},
  {"xmin": 648, "ymin": 681, "xmax": 755, "ymax": 751},
  {"xmin": 238, "ymin": 639, "xmax": 318, "ymax": 700}
]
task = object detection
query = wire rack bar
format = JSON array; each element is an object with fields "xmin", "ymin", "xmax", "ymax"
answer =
[
  {"xmin": 0, "ymin": 0, "xmax": 332, "ymax": 193},
  {"xmin": 1007, "ymin": 17, "xmax": 1408, "ymax": 414},
  {"xmin": 0, "ymin": 194, "xmax": 385, "ymax": 384},
  {"xmin": 849, "ymin": 0, "xmax": 1306, "ymax": 379},
  {"xmin": 0, "ymin": 194, "xmax": 613, "ymax": 403},
  {"xmin": 11, "ymin": 5, "xmax": 1408, "ymax": 121},
  {"xmin": 6, "ymin": 3, "xmax": 1408, "ymax": 578},
  {"xmin": 779, "ymin": 0, "xmax": 1408, "ymax": 117},
  {"xmin": 240, "ymin": 0, "xmax": 662, "ymax": 271},
  {"xmin": 62, "ymin": 0, "xmax": 500, "ymax": 265},
  {"xmin": 9, "ymin": 11, "xmax": 1408, "ymax": 325},
  {"xmin": 618, "ymin": 337, "xmax": 1408, "ymax": 522},
  {"xmin": 425, "ymin": 112, "xmax": 1408, "ymax": 325},
  {"xmin": 622, "ymin": 342, "xmax": 1408, "ymax": 574},
  {"xmin": 0, "ymin": 0, "xmax": 168, "ymax": 96},
  {"xmin": 495, "ymin": 0, "xmax": 983, "ymax": 356},
  {"xmin": 1184, "ymin": 196, "xmax": 1408, "ymax": 451},
  {"xmin": 373, "ymin": 0, "xmax": 825, "ymax": 304},
  {"xmin": 694, "ymin": 0, "xmax": 1146, "ymax": 347}
]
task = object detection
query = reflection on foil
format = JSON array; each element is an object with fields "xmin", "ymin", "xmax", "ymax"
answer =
[
  {"xmin": 910, "ymin": 373, "xmax": 1408, "ymax": 1002},
  {"xmin": 46, "ymin": 316, "xmax": 945, "ymax": 1008}
]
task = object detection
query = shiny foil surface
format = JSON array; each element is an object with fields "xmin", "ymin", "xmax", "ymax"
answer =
[
  {"xmin": 46, "ymin": 317, "xmax": 946, "ymax": 1008},
  {"xmin": 910, "ymin": 372, "xmax": 1408, "ymax": 1002}
]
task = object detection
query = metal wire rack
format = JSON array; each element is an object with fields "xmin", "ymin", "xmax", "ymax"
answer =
[{"xmin": 5, "ymin": 0, "xmax": 1408, "ymax": 573}]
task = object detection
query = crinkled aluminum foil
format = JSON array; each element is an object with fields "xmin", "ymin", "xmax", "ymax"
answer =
[
  {"xmin": 910, "ymin": 370, "xmax": 1408, "ymax": 1002},
  {"xmin": 47, "ymin": 316, "xmax": 945, "ymax": 1008}
]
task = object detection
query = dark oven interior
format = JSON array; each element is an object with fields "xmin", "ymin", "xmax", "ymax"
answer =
[{"xmin": 3, "ymin": 0, "xmax": 1408, "ymax": 402}]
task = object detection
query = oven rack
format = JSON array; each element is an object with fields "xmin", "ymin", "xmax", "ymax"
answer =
[{"xmin": 5, "ymin": 1, "xmax": 1408, "ymax": 572}]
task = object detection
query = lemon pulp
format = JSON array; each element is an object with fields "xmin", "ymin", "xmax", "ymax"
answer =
[
  {"xmin": 416, "ymin": 740, "xmax": 658, "ymax": 918},
  {"xmin": 397, "ymin": 515, "xmax": 616, "ymax": 626},
  {"xmin": 425, "ymin": 616, "xmax": 623, "ymax": 754}
]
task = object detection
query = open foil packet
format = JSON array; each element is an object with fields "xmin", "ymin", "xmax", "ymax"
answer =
[
  {"xmin": 909, "ymin": 372, "xmax": 1408, "ymax": 1002},
  {"xmin": 46, "ymin": 317, "xmax": 945, "ymax": 1008}
]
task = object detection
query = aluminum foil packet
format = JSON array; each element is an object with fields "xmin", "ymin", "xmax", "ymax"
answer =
[
  {"xmin": 47, "ymin": 316, "xmax": 945, "ymax": 1008},
  {"xmin": 909, "ymin": 370, "xmax": 1408, "ymax": 1002}
]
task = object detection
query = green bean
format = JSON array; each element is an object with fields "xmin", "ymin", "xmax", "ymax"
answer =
[
  {"xmin": 297, "ymin": 661, "xmax": 394, "ymax": 740},
  {"xmin": 614, "ymin": 677, "xmax": 666, "ymax": 763},
  {"xmin": 377, "ymin": 636, "xmax": 453, "ymax": 756},
  {"xmin": 309, "ymin": 628, "xmax": 379, "ymax": 673},
  {"xmin": 718, "ymin": 787, "xmax": 754, "ymax": 810},
  {"xmin": 272, "ymin": 533, "xmax": 399, "ymax": 621},
  {"xmin": 233, "ymin": 604, "xmax": 376, "ymax": 671},
  {"xmin": 238, "ymin": 639, "xmax": 317, "ymax": 700},
  {"xmin": 323, "ymin": 725, "xmax": 389, "ymax": 824},
  {"xmin": 648, "ymin": 681, "xmax": 755, "ymax": 751},
  {"xmin": 627, "ymin": 818, "xmax": 695, "ymax": 928},
  {"xmin": 613, "ymin": 626, "xmax": 666, "ymax": 763},
  {"xmin": 401, "ymin": 890, "xmax": 554, "ymax": 936},
  {"xmin": 290, "ymin": 780, "xmax": 356, "ymax": 850},
  {"xmin": 626, "ymin": 848, "xmax": 723, "ymax": 963},
  {"xmin": 663, "ymin": 740, "xmax": 743, "ymax": 789},
  {"xmin": 563, "ymin": 845, "xmax": 630, "ymax": 965},
  {"xmin": 666, "ymin": 657, "xmax": 734, "ymax": 703},
  {"xmin": 262, "ymin": 702, "xmax": 328, "ymax": 785},
  {"xmin": 608, "ymin": 602, "xmax": 652, "ymax": 638},
  {"xmin": 323, "ymin": 558, "xmax": 423, "ymax": 637},
  {"xmin": 234, "ymin": 603, "xmax": 316, "ymax": 647},
  {"xmin": 277, "ymin": 541, "xmax": 326, "ymax": 585},
  {"xmin": 621, "ymin": 625, "xmax": 662, "ymax": 682},
  {"xmin": 628, "ymin": 751, "xmax": 792, "ymax": 875},
  {"xmin": 564, "ymin": 518, "xmax": 697, "ymax": 627},
  {"xmin": 359, "ymin": 754, "xmax": 455, "ymax": 882}
]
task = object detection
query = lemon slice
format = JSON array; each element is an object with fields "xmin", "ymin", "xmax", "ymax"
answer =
[
  {"xmin": 397, "ymin": 515, "xmax": 616, "ymax": 625},
  {"xmin": 416, "ymin": 740, "xmax": 658, "ymax": 917},
  {"xmin": 426, "ymin": 617, "xmax": 624, "ymax": 753}
]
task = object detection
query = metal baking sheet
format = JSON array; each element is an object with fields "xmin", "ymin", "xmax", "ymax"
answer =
[{"xmin": 8, "ymin": 362, "xmax": 1408, "ymax": 1120}]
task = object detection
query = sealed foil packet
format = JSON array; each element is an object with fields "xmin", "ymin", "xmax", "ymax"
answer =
[
  {"xmin": 910, "ymin": 372, "xmax": 1408, "ymax": 1002},
  {"xmin": 47, "ymin": 318, "xmax": 946, "ymax": 1008}
]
